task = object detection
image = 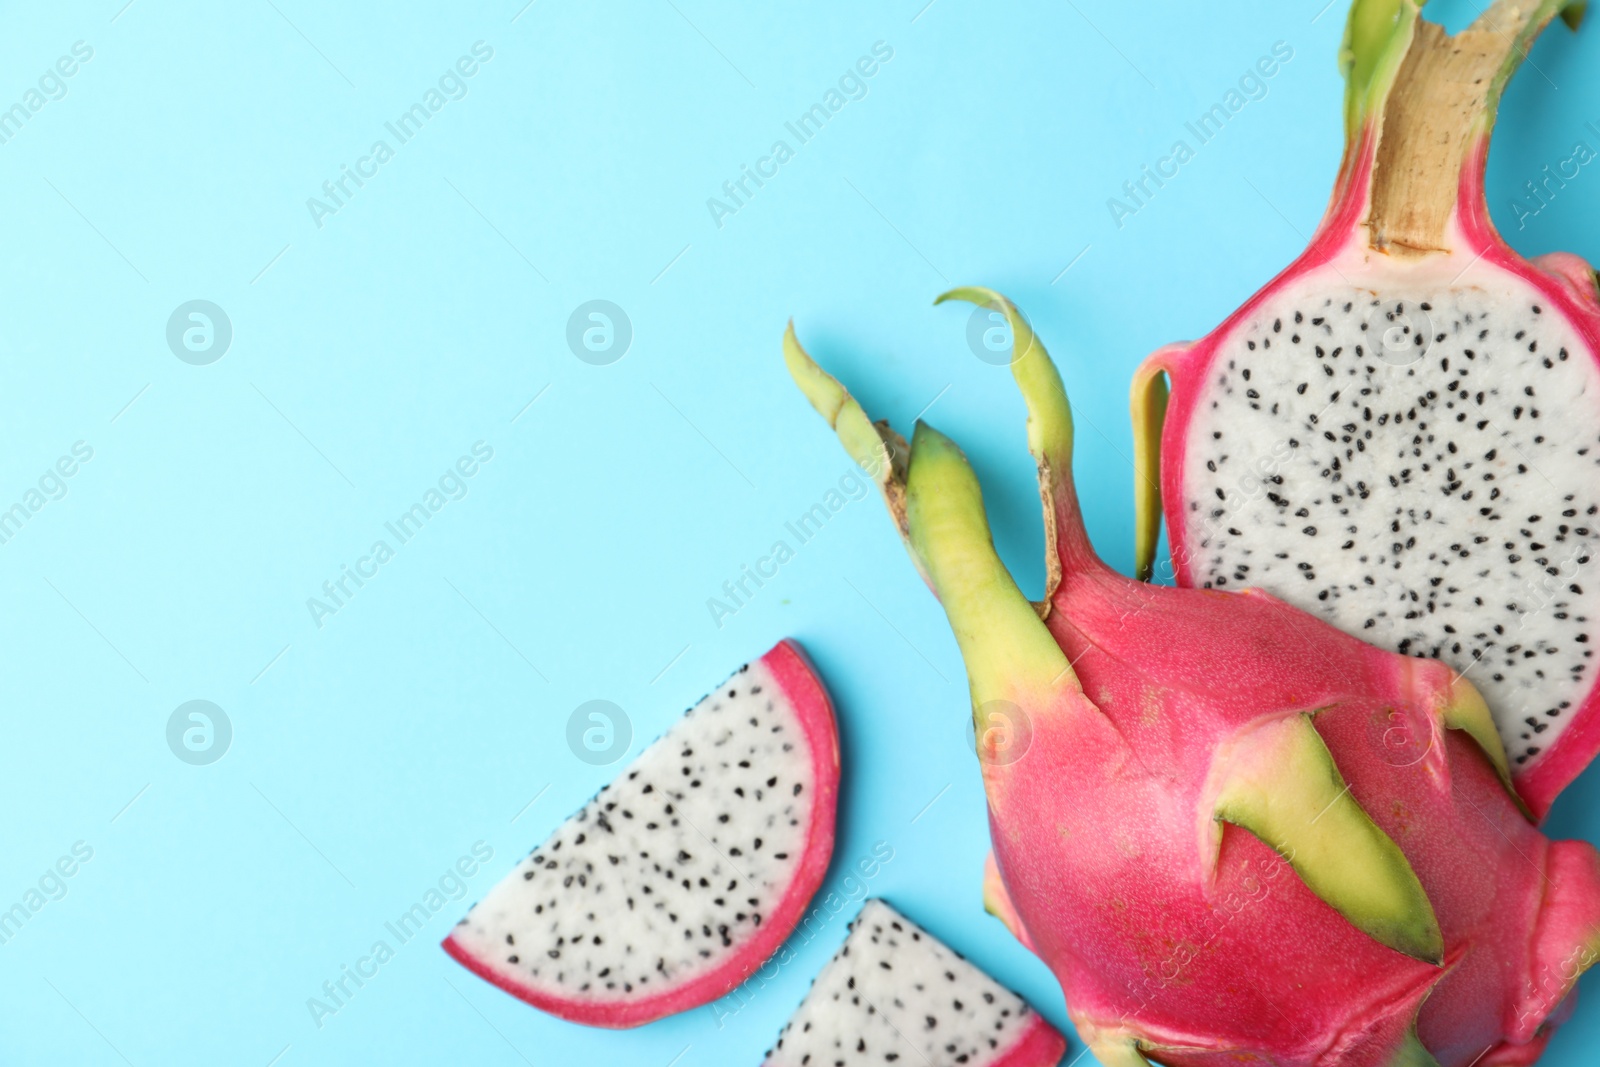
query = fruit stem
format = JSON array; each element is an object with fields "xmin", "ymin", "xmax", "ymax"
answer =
[
  {"xmin": 781, "ymin": 324, "xmax": 1081, "ymax": 710},
  {"xmin": 905, "ymin": 422, "xmax": 1077, "ymax": 712},
  {"xmin": 934, "ymin": 288, "xmax": 1102, "ymax": 601},
  {"xmin": 1339, "ymin": 0, "xmax": 1582, "ymax": 256}
]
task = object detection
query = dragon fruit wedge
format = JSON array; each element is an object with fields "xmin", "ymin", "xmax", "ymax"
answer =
[
  {"xmin": 762, "ymin": 899, "xmax": 1067, "ymax": 1067},
  {"xmin": 784, "ymin": 292, "xmax": 1600, "ymax": 1064},
  {"xmin": 1132, "ymin": 0, "xmax": 1600, "ymax": 820},
  {"xmin": 443, "ymin": 640, "xmax": 840, "ymax": 1028}
]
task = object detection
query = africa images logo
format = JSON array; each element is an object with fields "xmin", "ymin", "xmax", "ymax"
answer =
[
  {"xmin": 305, "ymin": 41, "xmax": 495, "ymax": 229},
  {"xmin": 305, "ymin": 442, "xmax": 494, "ymax": 629},
  {"xmin": 0, "ymin": 40, "xmax": 94, "ymax": 148},
  {"xmin": 705, "ymin": 41, "xmax": 894, "ymax": 229}
]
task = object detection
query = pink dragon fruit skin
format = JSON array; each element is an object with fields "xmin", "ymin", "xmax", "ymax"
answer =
[
  {"xmin": 1131, "ymin": 0, "xmax": 1600, "ymax": 822},
  {"xmin": 784, "ymin": 289, "xmax": 1600, "ymax": 1064}
]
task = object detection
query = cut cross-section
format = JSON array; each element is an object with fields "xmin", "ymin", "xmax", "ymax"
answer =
[
  {"xmin": 762, "ymin": 899, "xmax": 1066, "ymax": 1067},
  {"xmin": 443, "ymin": 640, "xmax": 840, "ymax": 1028}
]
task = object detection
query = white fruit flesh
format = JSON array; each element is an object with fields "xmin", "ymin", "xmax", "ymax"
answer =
[
  {"xmin": 450, "ymin": 657, "xmax": 817, "ymax": 1002},
  {"xmin": 764, "ymin": 899, "xmax": 1045, "ymax": 1067},
  {"xmin": 1181, "ymin": 264, "xmax": 1600, "ymax": 769}
]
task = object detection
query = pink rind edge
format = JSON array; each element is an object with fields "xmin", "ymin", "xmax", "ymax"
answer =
[
  {"xmin": 991, "ymin": 1013, "xmax": 1071, "ymax": 1067},
  {"xmin": 442, "ymin": 638, "xmax": 842, "ymax": 1028},
  {"xmin": 1452, "ymin": 139, "xmax": 1600, "ymax": 819}
]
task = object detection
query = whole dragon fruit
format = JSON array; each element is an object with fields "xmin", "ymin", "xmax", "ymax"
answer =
[
  {"xmin": 784, "ymin": 291, "xmax": 1600, "ymax": 1065},
  {"xmin": 1132, "ymin": 0, "xmax": 1600, "ymax": 819}
]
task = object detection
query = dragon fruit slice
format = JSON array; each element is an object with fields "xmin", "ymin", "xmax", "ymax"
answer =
[
  {"xmin": 762, "ymin": 899, "xmax": 1066, "ymax": 1067},
  {"xmin": 443, "ymin": 640, "xmax": 839, "ymax": 1028},
  {"xmin": 784, "ymin": 294, "xmax": 1600, "ymax": 1064},
  {"xmin": 1132, "ymin": 0, "xmax": 1600, "ymax": 819}
]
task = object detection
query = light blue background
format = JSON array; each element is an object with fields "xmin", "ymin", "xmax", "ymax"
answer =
[{"xmin": 0, "ymin": 1, "xmax": 1596, "ymax": 1064}]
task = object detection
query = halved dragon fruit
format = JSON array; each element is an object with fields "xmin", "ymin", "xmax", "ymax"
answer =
[
  {"xmin": 762, "ymin": 899, "xmax": 1066, "ymax": 1067},
  {"xmin": 1132, "ymin": 0, "xmax": 1600, "ymax": 818},
  {"xmin": 443, "ymin": 640, "xmax": 840, "ymax": 1028}
]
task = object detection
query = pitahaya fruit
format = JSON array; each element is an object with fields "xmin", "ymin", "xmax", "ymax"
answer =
[
  {"xmin": 762, "ymin": 899, "xmax": 1067, "ymax": 1067},
  {"xmin": 783, "ymin": 291, "xmax": 1600, "ymax": 1064},
  {"xmin": 1131, "ymin": 0, "xmax": 1600, "ymax": 819},
  {"xmin": 443, "ymin": 640, "xmax": 840, "ymax": 1028}
]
